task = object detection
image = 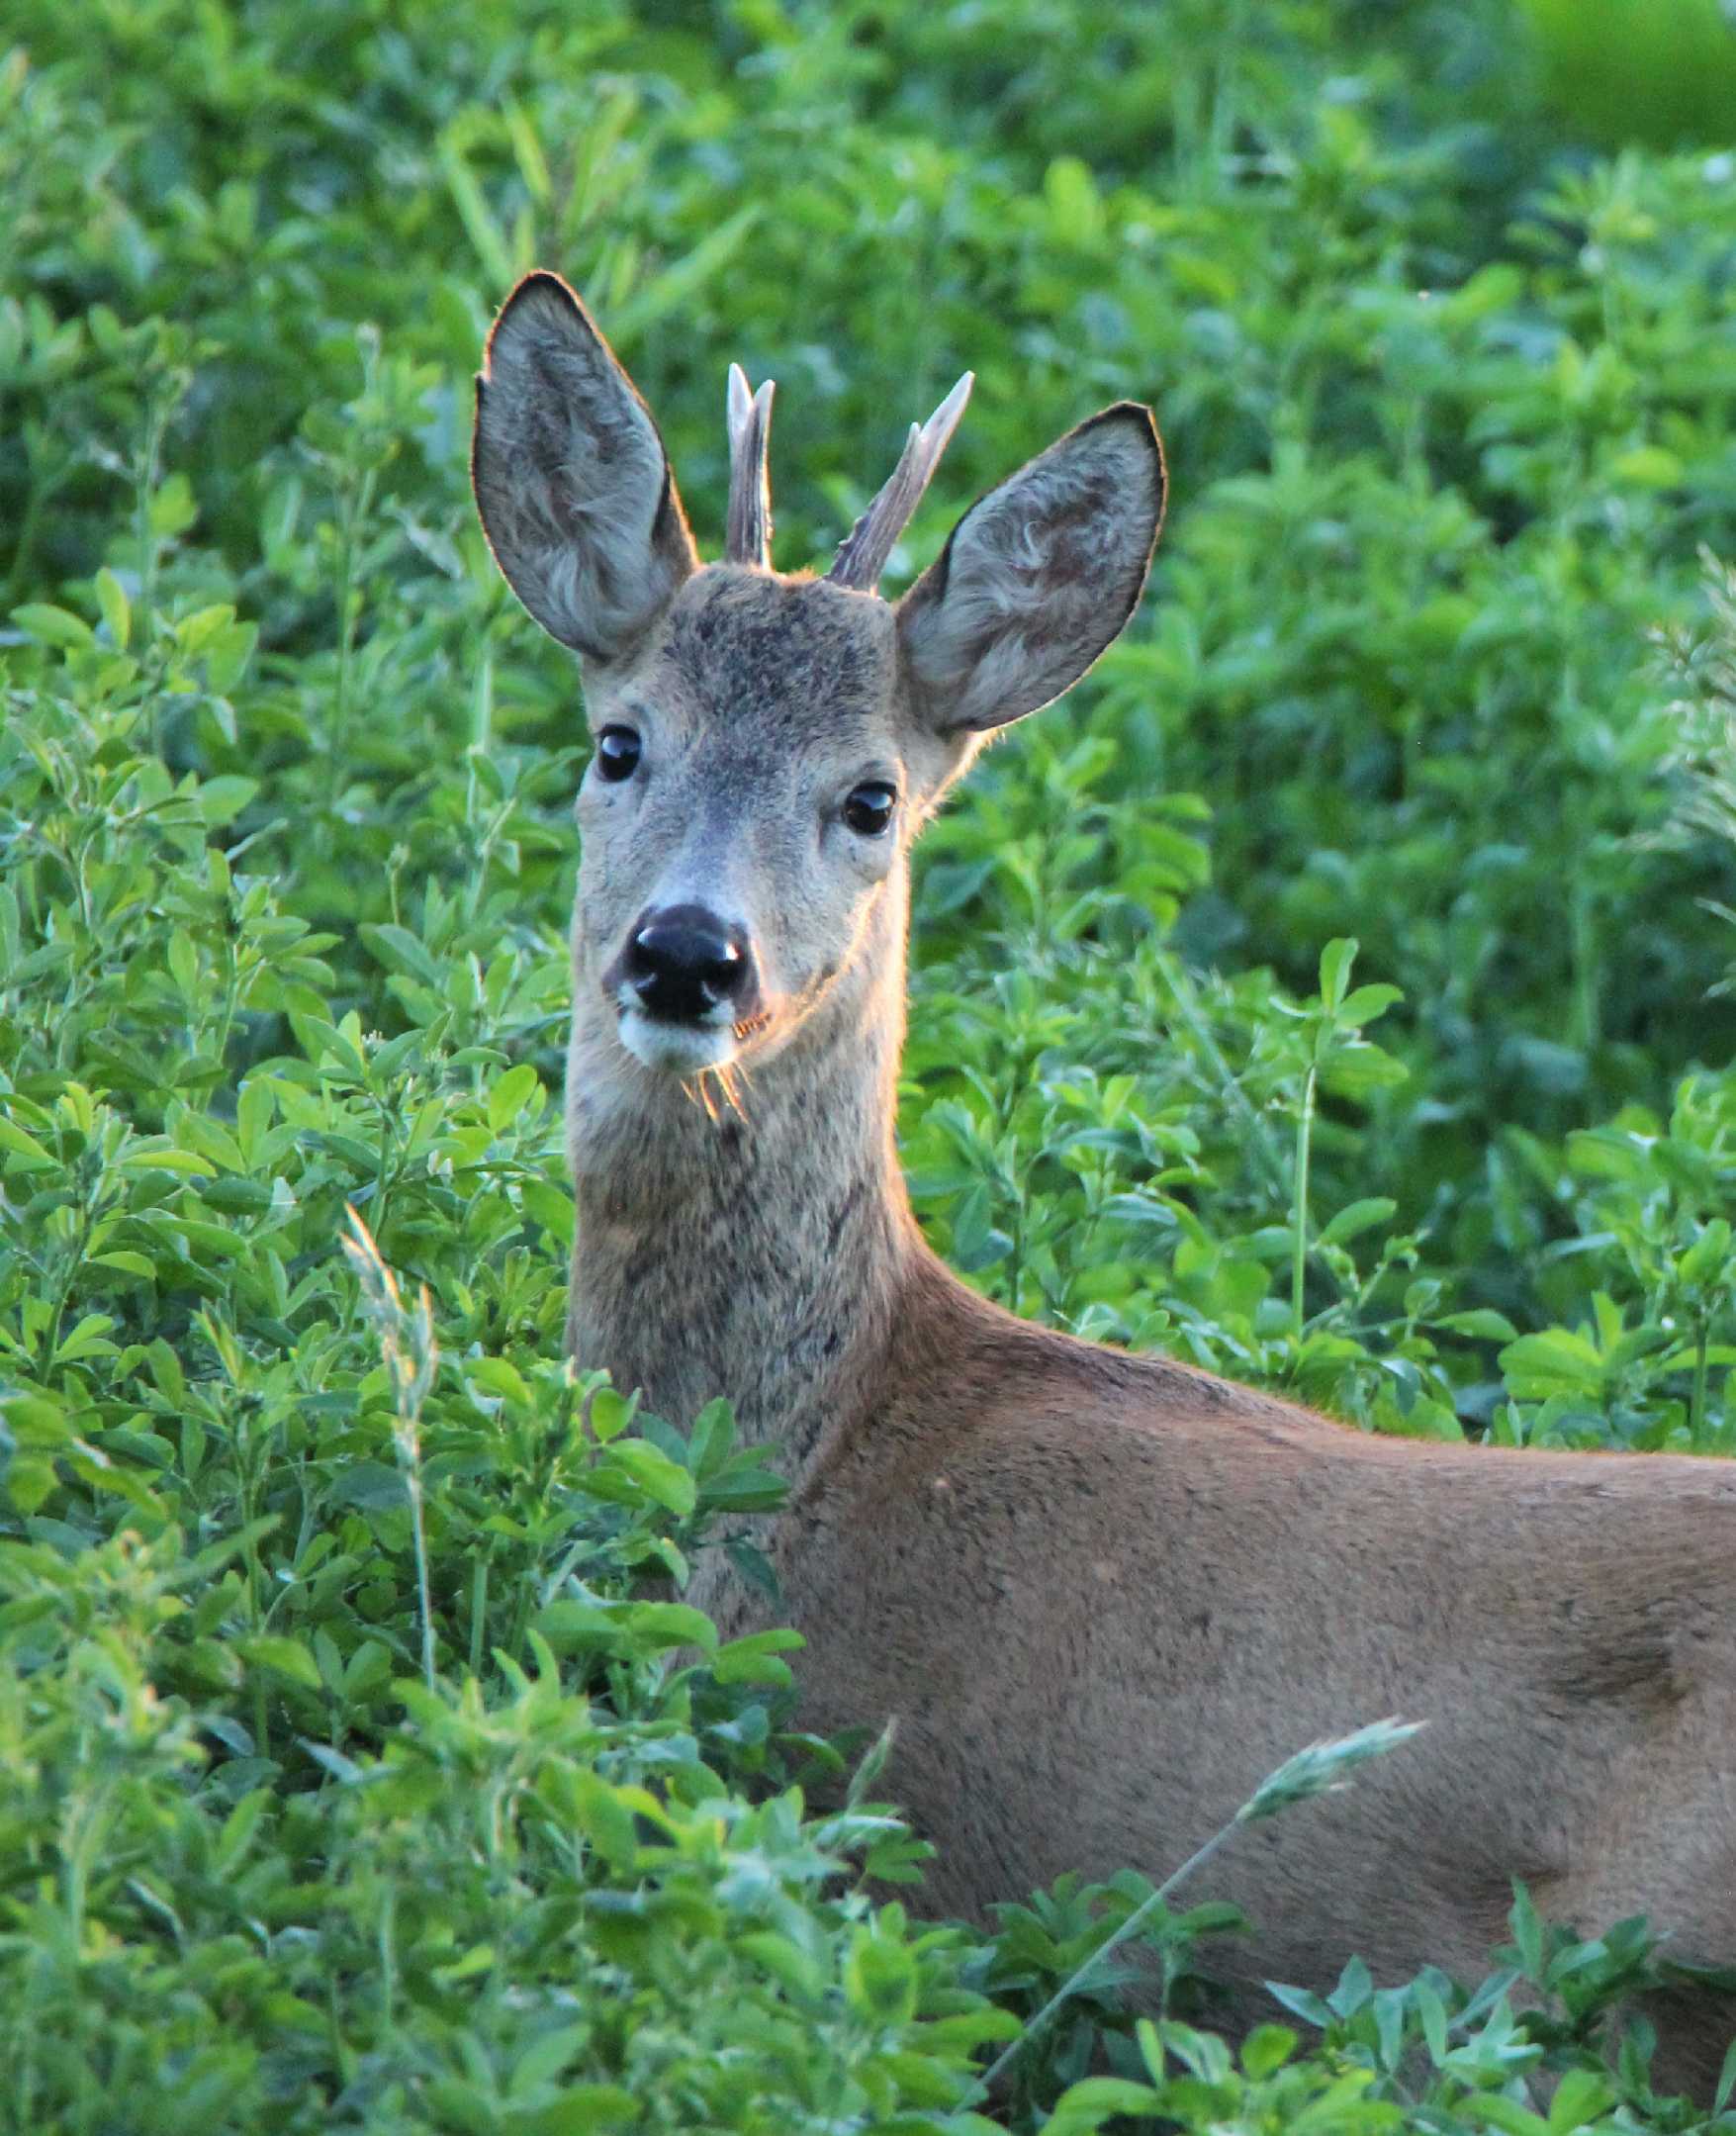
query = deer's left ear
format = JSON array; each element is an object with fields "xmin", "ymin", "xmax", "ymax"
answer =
[
  {"xmin": 472, "ymin": 272, "xmax": 697, "ymax": 665},
  {"xmin": 897, "ymin": 404, "xmax": 1164, "ymax": 733}
]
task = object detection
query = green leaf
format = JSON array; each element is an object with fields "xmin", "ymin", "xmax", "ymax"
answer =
[
  {"xmin": 1326, "ymin": 1953, "xmax": 1373, "ymax": 2016},
  {"xmin": 469, "ymin": 1355, "xmax": 531, "ymax": 1407},
  {"xmin": 844, "ymin": 1930, "xmax": 918, "ymax": 2027},
  {"xmin": 1, "ymin": 1394, "xmax": 73, "ymax": 1447},
  {"xmin": 1240, "ymin": 2023, "xmax": 1297, "ymax": 2078},
  {"xmin": 121, "ymin": 1147, "xmax": 217, "ymax": 1175},
  {"xmin": 1320, "ymin": 1197, "xmax": 1396, "ymax": 1246},
  {"xmin": 489, "ymin": 1061, "xmax": 542, "ymax": 1132},
  {"xmin": 94, "ymin": 568, "xmax": 131, "ymax": 649},
  {"xmin": 1461, "ymin": 2097, "xmax": 1550, "ymax": 2136},
  {"xmin": 52, "ymin": 1313, "xmax": 118, "ymax": 1364},
  {"xmin": 1320, "ymin": 1041, "xmax": 1408, "ymax": 1098},
  {"xmin": 195, "ymin": 774, "xmax": 258, "ymax": 826},
  {"xmin": 565, "ymin": 1770, "xmax": 639, "ymax": 1870},
  {"xmin": 507, "ymin": 2025, "xmax": 592, "ymax": 2098},
  {"xmin": 1546, "ymin": 2068, "xmax": 1613, "ymax": 2132},
  {"xmin": 235, "ymin": 1635, "xmax": 321, "ymax": 1690},
  {"xmin": 205, "ymin": 618, "xmax": 257, "ymax": 692},
  {"xmin": 149, "ymin": 473, "xmax": 197, "ymax": 535},
  {"xmin": 600, "ymin": 1439, "xmax": 696, "ymax": 1516},
  {"xmin": 11, "ymin": 603, "xmax": 93, "ymax": 648},
  {"xmin": 506, "ymin": 2085, "xmax": 640, "ymax": 2133},
  {"xmin": 360, "ymin": 922, "xmax": 445, "ymax": 988},
  {"xmin": 1436, "ymin": 1309, "xmax": 1520, "ymax": 1342},
  {"xmin": 4, "ymin": 1457, "xmax": 58, "ymax": 1515},
  {"xmin": 1048, "ymin": 2076, "xmax": 1162, "ymax": 2120},
  {"xmin": 1335, "ymin": 983, "xmax": 1403, "ymax": 1027},
  {"xmin": 1414, "ymin": 1974, "xmax": 1450, "ymax": 2064},
  {"xmin": 1609, "ymin": 444, "xmax": 1682, "ymax": 488},
  {"xmin": 588, "ymin": 1386, "xmax": 636, "ymax": 1442},
  {"xmin": 1716, "ymin": 2034, "xmax": 1736, "ymax": 2114},
  {"xmin": 686, "ymin": 1395, "xmax": 735, "ymax": 1476},
  {"xmin": 737, "ymin": 1930, "xmax": 826, "ymax": 2000},
  {"xmin": 177, "ymin": 603, "xmax": 236, "ymax": 655},
  {"xmin": 623, "ymin": 1602, "xmax": 714, "ymax": 1652},
  {"xmin": 423, "ymin": 2081, "xmax": 495, "ymax": 2135},
  {"xmin": 1508, "ymin": 1880, "xmax": 1545, "ymax": 1978},
  {"xmin": 1500, "ymin": 1329, "xmax": 1604, "ymax": 1399},
  {"xmin": 0, "ymin": 1118, "xmax": 56, "ymax": 1169},
  {"xmin": 1318, "ymin": 937, "xmax": 1359, "ymax": 1011},
  {"xmin": 712, "ymin": 1627, "xmax": 803, "ymax": 1685},
  {"xmin": 522, "ymin": 1178, "xmax": 575, "ymax": 1247}
]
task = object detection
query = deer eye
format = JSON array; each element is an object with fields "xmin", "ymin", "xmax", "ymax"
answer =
[
  {"xmin": 843, "ymin": 781, "xmax": 897, "ymax": 837},
  {"xmin": 594, "ymin": 725, "xmax": 642, "ymax": 783}
]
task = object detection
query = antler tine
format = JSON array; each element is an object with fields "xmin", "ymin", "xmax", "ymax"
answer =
[
  {"xmin": 725, "ymin": 361, "xmax": 776, "ymax": 569},
  {"xmin": 826, "ymin": 370, "xmax": 974, "ymax": 592}
]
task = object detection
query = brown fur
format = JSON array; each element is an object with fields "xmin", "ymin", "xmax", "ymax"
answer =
[{"xmin": 473, "ymin": 273, "xmax": 1736, "ymax": 2095}]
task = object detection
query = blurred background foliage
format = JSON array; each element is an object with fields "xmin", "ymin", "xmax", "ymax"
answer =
[
  {"xmin": 5, "ymin": 0, "xmax": 1736, "ymax": 2125},
  {"xmin": 9, "ymin": 0, "xmax": 1736, "ymax": 1430}
]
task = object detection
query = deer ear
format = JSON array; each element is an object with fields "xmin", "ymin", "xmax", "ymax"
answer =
[
  {"xmin": 896, "ymin": 404, "xmax": 1164, "ymax": 733},
  {"xmin": 472, "ymin": 272, "xmax": 697, "ymax": 664}
]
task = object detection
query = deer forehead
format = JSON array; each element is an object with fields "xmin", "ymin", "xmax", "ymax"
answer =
[{"xmin": 622, "ymin": 567, "xmax": 906, "ymax": 755}]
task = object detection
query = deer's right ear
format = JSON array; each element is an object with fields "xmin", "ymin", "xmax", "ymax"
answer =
[
  {"xmin": 472, "ymin": 272, "xmax": 696, "ymax": 664},
  {"xmin": 897, "ymin": 404, "xmax": 1164, "ymax": 734}
]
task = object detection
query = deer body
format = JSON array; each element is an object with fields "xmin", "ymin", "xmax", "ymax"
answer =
[{"xmin": 474, "ymin": 274, "xmax": 1736, "ymax": 2090}]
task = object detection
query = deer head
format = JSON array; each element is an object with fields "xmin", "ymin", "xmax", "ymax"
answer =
[{"xmin": 472, "ymin": 271, "xmax": 1164, "ymax": 1081}]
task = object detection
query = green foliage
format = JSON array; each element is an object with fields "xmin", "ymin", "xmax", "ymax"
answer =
[
  {"xmin": 1519, "ymin": 0, "xmax": 1736, "ymax": 150},
  {"xmin": 5, "ymin": 0, "xmax": 1736, "ymax": 2124}
]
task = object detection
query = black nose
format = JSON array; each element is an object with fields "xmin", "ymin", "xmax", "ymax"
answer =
[{"xmin": 624, "ymin": 905, "xmax": 753, "ymax": 1024}]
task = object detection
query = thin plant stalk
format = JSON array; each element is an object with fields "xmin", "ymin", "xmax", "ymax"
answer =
[
  {"xmin": 976, "ymin": 1827, "xmax": 1234, "ymax": 2100},
  {"xmin": 469, "ymin": 1556, "xmax": 489, "ymax": 1679},
  {"xmin": 402, "ymin": 1414, "xmax": 436, "ymax": 1696},
  {"xmin": 243, "ymin": 1504, "xmax": 272, "ymax": 1757},
  {"xmin": 1157, "ymin": 957, "xmax": 1290, "ymax": 1203},
  {"xmin": 1292, "ymin": 1061, "xmax": 1317, "ymax": 1338},
  {"xmin": 134, "ymin": 379, "xmax": 178, "ymax": 757},
  {"xmin": 341, "ymin": 1207, "xmax": 439, "ymax": 1692},
  {"xmin": 974, "ymin": 1717, "xmax": 1424, "ymax": 2102},
  {"xmin": 324, "ymin": 464, "xmax": 377, "ymax": 822}
]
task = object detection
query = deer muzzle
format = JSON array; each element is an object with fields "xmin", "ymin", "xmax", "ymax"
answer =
[{"xmin": 603, "ymin": 903, "xmax": 765, "ymax": 1070}]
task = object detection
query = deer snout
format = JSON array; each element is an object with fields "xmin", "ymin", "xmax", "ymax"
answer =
[{"xmin": 620, "ymin": 905, "xmax": 759, "ymax": 1026}]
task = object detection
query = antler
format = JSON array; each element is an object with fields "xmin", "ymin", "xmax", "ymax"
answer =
[
  {"xmin": 826, "ymin": 371, "xmax": 974, "ymax": 592},
  {"xmin": 725, "ymin": 362, "xmax": 776, "ymax": 569}
]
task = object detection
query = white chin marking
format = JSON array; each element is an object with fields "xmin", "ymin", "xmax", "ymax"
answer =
[{"xmin": 618, "ymin": 1008, "xmax": 738, "ymax": 1074}]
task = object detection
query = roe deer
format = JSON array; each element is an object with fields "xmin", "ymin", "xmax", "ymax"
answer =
[{"xmin": 472, "ymin": 271, "xmax": 1736, "ymax": 2090}]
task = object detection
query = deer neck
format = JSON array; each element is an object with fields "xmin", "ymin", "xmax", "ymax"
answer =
[{"xmin": 563, "ymin": 882, "xmax": 919, "ymax": 1487}]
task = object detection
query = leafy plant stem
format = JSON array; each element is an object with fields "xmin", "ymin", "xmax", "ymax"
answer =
[
  {"xmin": 974, "ymin": 1716, "xmax": 1421, "ymax": 2100},
  {"xmin": 469, "ymin": 1554, "xmax": 489, "ymax": 1678},
  {"xmin": 239, "ymin": 1453, "xmax": 272, "ymax": 1757},
  {"xmin": 133, "ymin": 379, "xmax": 181, "ymax": 758},
  {"xmin": 376, "ymin": 1883, "xmax": 398, "ymax": 2043},
  {"xmin": 41, "ymin": 1194, "xmax": 97, "ymax": 1375},
  {"xmin": 406, "ymin": 1463, "xmax": 436, "ymax": 1693},
  {"xmin": 1158, "ymin": 958, "xmax": 1289, "ymax": 1203},
  {"xmin": 324, "ymin": 464, "xmax": 377, "ymax": 823},
  {"xmin": 1293, "ymin": 1062, "xmax": 1317, "ymax": 1339},
  {"xmin": 975, "ymin": 1822, "xmax": 1239, "ymax": 2100}
]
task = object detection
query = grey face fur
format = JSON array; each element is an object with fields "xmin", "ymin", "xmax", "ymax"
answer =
[
  {"xmin": 569, "ymin": 568, "xmax": 928, "ymax": 1077},
  {"xmin": 472, "ymin": 270, "xmax": 1165, "ymax": 1083}
]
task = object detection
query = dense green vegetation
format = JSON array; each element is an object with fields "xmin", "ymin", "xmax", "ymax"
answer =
[{"xmin": 4, "ymin": 0, "xmax": 1736, "ymax": 2126}]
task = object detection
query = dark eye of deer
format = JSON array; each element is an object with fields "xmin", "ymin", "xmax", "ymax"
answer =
[
  {"xmin": 843, "ymin": 782, "xmax": 897, "ymax": 836},
  {"xmin": 594, "ymin": 725, "xmax": 642, "ymax": 783}
]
